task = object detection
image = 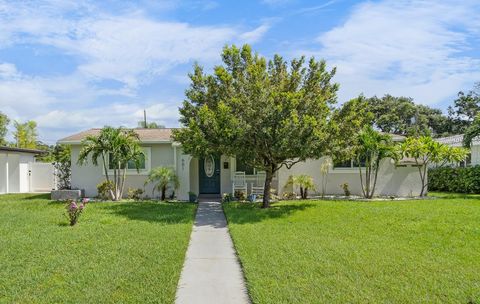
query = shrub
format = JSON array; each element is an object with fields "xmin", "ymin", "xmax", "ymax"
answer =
[
  {"xmin": 97, "ymin": 180, "xmax": 114, "ymax": 200},
  {"xmin": 65, "ymin": 199, "xmax": 88, "ymax": 226},
  {"xmin": 127, "ymin": 188, "xmax": 144, "ymax": 200},
  {"xmin": 282, "ymin": 192, "xmax": 297, "ymax": 200},
  {"xmin": 234, "ymin": 190, "xmax": 246, "ymax": 201},
  {"xmin": 340, "ymin": 183, "xmax": 350, "ymax": 196},
  {"xmin": 222, "ymin": 193, "xmax": 234, "ymax": 203},
  {"xmin": 428, "ymin": 166, "xmax": 480, "ymax": 193},
  {"xmin": 285, "ymin": 175, "xmax": 316, "ymax": 199}
]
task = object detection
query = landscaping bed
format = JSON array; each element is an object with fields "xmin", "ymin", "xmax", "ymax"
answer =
[
  {"xmin": 0, "ymin": 193, "xmax": 196, "ymax": 303},
  {"xmin": 224, "ymin": 196, "xmax": 480, "ymax": 303}
]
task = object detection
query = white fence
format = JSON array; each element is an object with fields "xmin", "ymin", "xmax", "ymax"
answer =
[{"xmin": 29, "ymin": 162, "xmax": 55, "ymax": 192}]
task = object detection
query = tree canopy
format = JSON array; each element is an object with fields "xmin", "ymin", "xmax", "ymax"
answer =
[
  {"xmin": 174, "ymin": 44, "xmax": 339, "ymax": 207},
  {"xmin": 0, "ymin": 112, "xmax": 9, "ymax": 146},
  {"xmin": 13, "ymin": 120, "xmax": 38, "ymax": 149}
]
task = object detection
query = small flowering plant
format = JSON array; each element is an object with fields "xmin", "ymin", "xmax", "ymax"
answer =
[{"xmin": 65, "ymin": 198, "xmax": 89, "ymax": 226}]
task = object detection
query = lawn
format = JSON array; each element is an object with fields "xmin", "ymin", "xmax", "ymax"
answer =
[
  {"xmin": 224, "ymin": 196, "xmax": 480, "ymax": 303},
  {"xmin": 0, "ymin": 193, "xmax": 196, "ymax": 304}
]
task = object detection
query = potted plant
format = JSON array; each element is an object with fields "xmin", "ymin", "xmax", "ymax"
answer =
[{"xmin": 188, "ymin": 191, "xmax": 197, "ymax": 203}]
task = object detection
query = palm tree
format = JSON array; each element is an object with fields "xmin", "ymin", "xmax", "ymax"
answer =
[
  {"xmin": 77, "ymin": 126, "xmax": 144, "ymax": 201},
  {"xmin": 355, "ymin": 125, "xmax": 398, "ymax": 199},
  {"xmin": 144, "ymin": 167, "xmax": 180, "ymax": 200},
  {"xmin": 285, "ymin": 175, "xmax": 316, "ymax": 199}
]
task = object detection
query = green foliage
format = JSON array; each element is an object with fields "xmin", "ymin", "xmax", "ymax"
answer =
[
  {"xmin": 144, "ymin": 167, "xmax": 179, "ymax": 201},
  {"xmin": 0, "ymin": 111, "xmax": 10, "ymax": 146},
  {"xmin": 97, "ymin": 180, "xmax": 114, "ymax": 200},
  {"xmin": 285, "ymin": 175, "xmax": 316, "ymax": 199},
  {"xmin": 429, "ymin": 166, "xmax": 480, "ymax": 193},
  {"xmin": 78, "ymin": 126, "xmax": 144, "ymax": 200},
  {"xmin": 49, "ymin": 144, "xmax": 71, "ymax": 190},
  {"xmin": 340, "ymin": 183, "xmax": 350, "ymax": 196},
  {"xmin": 448, "ymin": 83, "xmax": 480, "ymax": 133},
  {"xmin": 401, "ymin": 136, "xmax": 469, "ymax": 196},
  {"xmin": 282, "ymin": 192, "xmax": 297, "ymax": 200},
  {"xmin": 222, "ymin": 193, "xmax": 234, "ymax": 203},
  {"xmin": 13, "ymin": 120, "xmax": 38, "ymax": 149},
  {"xmin": 127, "ymin": 188, "xmax": 144, "ymax": 200},
  {"xmin": 234, "ymin": 190, "xmax": 246, "ymax": 202},
  {"xmin": 366, "ymin": 95, "xmax": 451, "ymax": 137},
  {"xmin": 174, "ymin": 44, "xmax": 338, "ymax": 208},
  {"xmin": 355, "ymin": 125, "xmax": 398, "ymax": 198}
]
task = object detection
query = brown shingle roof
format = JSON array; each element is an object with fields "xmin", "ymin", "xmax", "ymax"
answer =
[{"xmin": 58, "ymin": 128, "xmax": 175, "ymax": 143}]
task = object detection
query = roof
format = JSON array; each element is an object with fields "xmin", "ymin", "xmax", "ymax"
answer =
[
  {"xmin": 58, "ymin": 128, "xmax": 175, "ymax": 144},
  {"xmin": 436, "ymin": 134, "xmax": 480, "ymax": 147},
  {"xmin": 0, "ymin": 146, "xmax": 46, "ymax": 154}
]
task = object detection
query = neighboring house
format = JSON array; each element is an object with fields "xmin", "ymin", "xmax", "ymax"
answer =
[
  {"xmin": 58, "ymin": 128, "xmax": 423, "ymax": 199},
  {"xmin": 0, "ymin": 146, "xmax": 53, "ymax": 194},
  {"xmin": 436, "ymin": 134, "xmax": 479, "ymax": 167}
]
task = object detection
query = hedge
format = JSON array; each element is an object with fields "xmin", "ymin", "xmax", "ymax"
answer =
[{"xmin": 428, "ymin": 166, "xmax": 480, "ymax": 193}]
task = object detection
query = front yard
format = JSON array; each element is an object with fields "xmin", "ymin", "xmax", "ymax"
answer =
[
  {"xmin": 224, "ymin": 195, "xmax": 480, "ymax": 303},
  {"xmin": 0, "ymin": 194, "xmax": 196, "ymax": 303}
]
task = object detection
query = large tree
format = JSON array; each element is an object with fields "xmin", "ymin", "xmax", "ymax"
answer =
[
  {"xmin": 0, "ymin": 112, "xmax": 9, "ymax": 146},
  {"xmin": 174, "ymin": 44, "xmax": 338, "ymax": 208},
  {"xmin": 366, "ymin": 95, "xmax": 450, "ymax": 137},
  {"xmin": 448, "ymin": 83, "xmax": 480, "ymax": 134},
  {"xmin": 78, "ymin": 126, "xmax": 145, "ymax": 201},
  {"xmin": 13, "ymin": 120, "xmax": 38, "ymax": 149}
]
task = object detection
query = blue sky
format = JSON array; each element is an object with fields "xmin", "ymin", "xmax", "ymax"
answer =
[{"xmin": 0, "ymin": 0, "xmax": 479, "ymax": 144}]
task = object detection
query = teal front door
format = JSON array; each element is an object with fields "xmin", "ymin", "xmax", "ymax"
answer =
[{"xmin": 199, "ymin": 156, "xmax": 221, "ymax": 194}]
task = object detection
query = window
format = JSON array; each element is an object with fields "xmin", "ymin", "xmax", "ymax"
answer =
[
  {"xmin": 333, "ymin": 156, "xmax": 367, "ymax": 169},
  {"xmin": 236, "ymin": 159, "xmax": 255, "ymax": 175},
  {"xmin": 108, "ymin": 148, "xmax": 149, "ymax": 171}
]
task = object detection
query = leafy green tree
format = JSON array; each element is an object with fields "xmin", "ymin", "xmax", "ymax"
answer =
[
  {"xmin": 0, "ymin": 112, "xmax": 10, "ymax": 146},
  {"xmin": 401, "ymin": 136, "xmax": 468, "ymax": 196},
  {"xmin": 366, "ymin": 95, "xmax": 450, "ymax": 137},
  {"xmin": 463, "ymin": 114, "xmax": 480, "ymax": 148},
  {"xmin": 174, "ymin": 44, "xmax": 338, "ymax": 208},
  {"xmin": 144, "ymin": 167, "xmax": 180, "ymax": 200},
  {"xmin": 328, "ymin": 96, "xmax": 374, "ymax": 163},
  {"xmin": 13, "ymin": 120, "xmax": 38, "ymax": 149},
  {"xmin": 354, "ymin": 125, "xmax": 398, "ymax": 198},
  {"xmin": 285, "ymin": 175, "xmax": 316, "ymax": 199},
  {"xmin": 77, "ymin": 127, "xmax": 144, "ymax": 201},
  {"xmin": 447, "ymin": 83, "xmax": 480, "ymax": 133}
]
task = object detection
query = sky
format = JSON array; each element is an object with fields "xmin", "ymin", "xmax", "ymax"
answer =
[{"xmin": 0, "ymin": 0, "xmax": 479, "ymax": 144}]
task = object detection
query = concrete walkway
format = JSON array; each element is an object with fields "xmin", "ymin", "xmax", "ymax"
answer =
[{"xmin": 175, "ymin": 199, "xmax": 250, "ymax": 304}]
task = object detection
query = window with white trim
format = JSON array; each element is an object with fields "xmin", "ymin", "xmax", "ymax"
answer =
[{"xmin": 107, "ymin": 147, "xmax": 150, "ymax": 172}]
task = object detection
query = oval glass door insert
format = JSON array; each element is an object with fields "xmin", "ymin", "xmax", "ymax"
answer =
[{"xmin": 204, "ymin": 156, "xmax": 215, "ymax": 177}]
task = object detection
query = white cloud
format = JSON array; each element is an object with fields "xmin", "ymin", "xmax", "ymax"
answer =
[
  {"xmin": 302, "ymin": 0, "xmax": 480, "ymax": 105},
  {"xmin": 239, "ymin": 23, "xmax": 272, "ymax": 44}
]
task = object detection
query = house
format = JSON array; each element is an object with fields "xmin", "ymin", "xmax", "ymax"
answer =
[
  {"xmin": 436, "ymin": 134, "xmax": 479, "ymax": 167},
  {"xmin": 0, "ymin": 146, "xmax": 53, "ymax": 194},
  {"xmin": 58, "ymin": 128, "xmax": 423, "ymax": 199}
]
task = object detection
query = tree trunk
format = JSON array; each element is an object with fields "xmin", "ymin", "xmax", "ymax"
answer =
[
  {"xmin": 300, "ymin": 187, "xmax": 304, "ymax": 199},
  {"xmin": 304, "ymin": 188, "xmax": 308, "ymax": 199},
  {"xmin": 262, "ymin": 170, "xmax": 274, "ymax": 208},
  {"xmin": 161, "ymin": 186, "xmax": 166, "ymax": 201}
]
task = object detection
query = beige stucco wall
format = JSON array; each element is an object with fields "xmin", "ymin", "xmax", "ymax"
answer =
[
  {"xmin": 277, "ymin": 157, "xmax": 423, "ymax": 197},
  {"xmin": 71, "ymin": 143, "xmax": 178, "ymax": 198}
]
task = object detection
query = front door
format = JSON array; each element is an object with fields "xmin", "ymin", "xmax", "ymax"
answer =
[{"xmin": 199, "ymin": 156, "xmax": 221, "ymax": 194}]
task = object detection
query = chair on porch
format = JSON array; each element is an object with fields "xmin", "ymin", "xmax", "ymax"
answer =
[
  {"xmin": 250, "ymin": 171, "xmax": 266, "ymax": 196},
  {"xmin": 232, "ymin": 171, "xmax": 247, "ymax": 195}
]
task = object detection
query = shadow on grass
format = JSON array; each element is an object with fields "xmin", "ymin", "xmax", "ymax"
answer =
[
  {"xmin": 223, "ymin": 202, "xmax": 316, "ymax": 224},
  {"xmin": 429, "ymin": 192, "xmax": 480, "ymax": 200},
  {"xmin": 104, "ymin": 201, "xmax": 195, "ymax": 224}
]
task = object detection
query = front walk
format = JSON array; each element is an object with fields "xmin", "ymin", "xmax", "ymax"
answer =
[{"xmin": 175, "ymin": 199, "xmax": 250, "ymax": 304}]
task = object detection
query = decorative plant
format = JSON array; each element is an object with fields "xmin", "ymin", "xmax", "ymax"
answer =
[
  {"xmin": 234, "ymin": 190, "xmax": 246, "ymax": 201},
  {"xmin": 189, "ymin": 191, "xmax": 198, "ymax": 203},
  {"xmin": 52, "ymin": 144, "xmax": 71, "ymax": 190},
  {"xmin": 97, "ymin": 180, "xmax": 114, "ymax": 200},
  {"xmin": 222, "ymin": 193, "xmax": 234, "ymax": 203},
  {"xmin": 77, "ymin": 126, "xmax": 145, "ymax": 201},
  {"xmin": 340, "ymin": 183, "xmax": 350, "ymax": 197},
  {"xmin": 144, "ymin": 167, "xmax": 179, "ymax": 201},
  {"xmin": 127, "ymin": 188, "xmax": 144, "ymax": 200},
  {"xmin": 285, "ymin": 175, "xmax": 316, "ymax": 199},
  {"xmin": 282, "ymin": 192, "xmax": 297, "ymax": 200},
  {"xmin": 65, "ymin": 199, "xmax": 88, "ymax": 226}
]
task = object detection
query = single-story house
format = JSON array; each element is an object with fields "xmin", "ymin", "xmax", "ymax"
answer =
[
  {"xmin": 0, "ymin": 146, "xmax": 52, "ymax": 194},
  {"xmin": 436, "ymin": 134, "xmax": 479, "ymax": 167},
  {"xmin": 58, "ymin": 128, "xmax": 423, "ymax": 199}
]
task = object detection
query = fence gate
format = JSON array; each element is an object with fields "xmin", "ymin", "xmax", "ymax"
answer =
[{"xmin": 29, "ymin": 162, "xmax": 55, "ymax": 192}]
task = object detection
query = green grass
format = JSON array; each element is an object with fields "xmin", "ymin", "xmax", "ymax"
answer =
[
  {"xmin": 0, "ymin": 193, "xmax": 196, "ymax": 304},
  {"xmin": 224, "ymin": 197, "xmax": 480, "ymax": 303}
]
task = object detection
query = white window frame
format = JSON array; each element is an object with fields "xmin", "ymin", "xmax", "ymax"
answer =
[{"xmin": 107, "ymin": 147, "xmax": 151, "ymax": 176}]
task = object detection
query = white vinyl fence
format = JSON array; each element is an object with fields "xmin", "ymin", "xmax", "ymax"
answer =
[{"xmin": 29, "ymin": 162, "xmax": 55, "ymax": 192}]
